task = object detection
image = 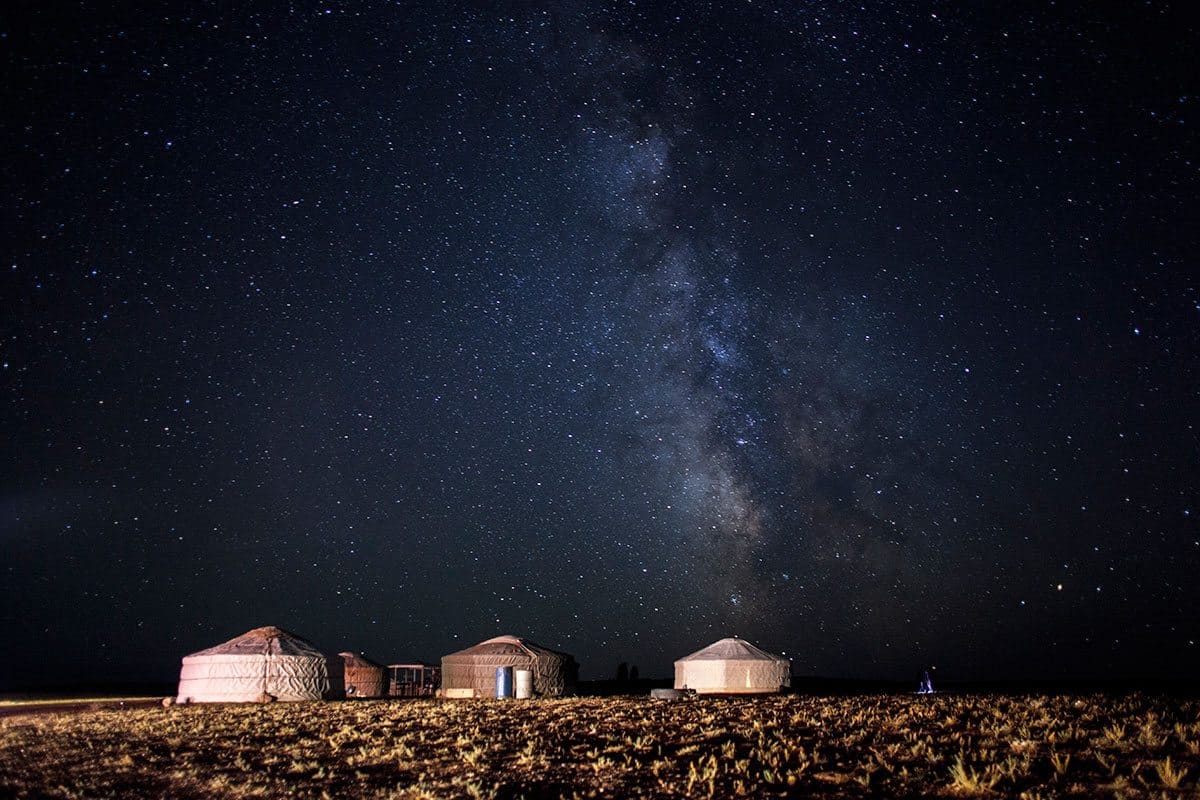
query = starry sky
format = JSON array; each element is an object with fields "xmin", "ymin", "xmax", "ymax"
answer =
[{"xmin": 3, "ymin": 1, "xmax": 1198, "ymax": 689}]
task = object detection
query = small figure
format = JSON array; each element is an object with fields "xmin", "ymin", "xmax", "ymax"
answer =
[{"xmin": 917, "ymin": 670, "xmax": 935, "ymax": 694}]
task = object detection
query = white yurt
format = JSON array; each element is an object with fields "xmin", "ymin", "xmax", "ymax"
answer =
[
  {"xmin": 674, "ymin": 637, "xmax": 790, "ymax": 694},
  {"xmin": 441, "ymin": 635, "xmax": 578, "ymax": 698},
  {"xmin": 176, "ymin": 626, "xmax": 344, "ymax": 703}
]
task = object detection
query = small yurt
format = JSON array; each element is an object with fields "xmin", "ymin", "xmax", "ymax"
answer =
[
  {"xmin": 674, "ymin": 637, "xmax": 790, "ymax": 694},
  {"xmin": 339, "ymin": 651, "xmax": 386, "ymax": 698},
  {"xmin": 441, "ymin": 635, "xmax": 578, "ymax": 698},
  {"xmin": 176, "ymin": 626, "xmax": 344, "ymax": 703}
]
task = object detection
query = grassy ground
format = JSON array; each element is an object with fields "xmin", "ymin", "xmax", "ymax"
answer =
[
  {"xmin": 0, "ymin": 697, "xmax": 156, "ymax": 707},
  {"xmin": 1, "ymin": 693, "xmax": 1198, "ymax": 798}
]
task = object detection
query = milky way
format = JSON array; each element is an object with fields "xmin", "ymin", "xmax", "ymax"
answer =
[{"xmin": 2, "ymin": 2, "xmax": 1197, "ymax": 686}]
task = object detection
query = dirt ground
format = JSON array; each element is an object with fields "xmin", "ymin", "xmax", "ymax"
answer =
[
  {"xmin": 0, "ymin": 698, "xmax": 162, "ymax": 719},
  {"xmin": 2, "ymin": 693, "xmax": 1198, "ymax": 798}
]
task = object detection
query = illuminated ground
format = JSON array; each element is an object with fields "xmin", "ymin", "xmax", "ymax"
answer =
[{"xmin": 2, "ymin": 693, "xmax": 1197, "ymax": 798}]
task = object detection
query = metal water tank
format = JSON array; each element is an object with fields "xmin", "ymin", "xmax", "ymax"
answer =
[
  {"xmin": 514, "ymin": 669, "xmax": 533, "ymax": 699},
  {"xmin": 494, "ymin": 666, "xmax": 514, "ymax": 698}
]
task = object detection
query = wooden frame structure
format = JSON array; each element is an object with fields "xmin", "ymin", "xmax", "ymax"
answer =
[{"xmin": 387, "ymin": 663, "xmax": 440, "ymax": 697}]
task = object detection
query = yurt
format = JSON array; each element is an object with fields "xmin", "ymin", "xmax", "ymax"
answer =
[
  {"xmin": 176, "ymin": 626, "xmax": 344, "ymax": 703},
  {"xmin": 441, "ymin": 635, "xmax": 578, "ymax": 698},
  {"xmin": 339, "ymin": 651, "xmax": 386, "ymax": 698},
  {"xmin": 674, "ymin": 637, "xmax": 790, "ymax": 694}
]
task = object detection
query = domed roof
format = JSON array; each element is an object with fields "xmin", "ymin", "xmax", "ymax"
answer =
[
  {"xmin": 185, "ymin": 626, "xmax": 326, "ymax": 659},
  {"xmin": 444, "ymin": 634, "xmax": 572, "ymax": 661},
  {"xmin": 676, "ymin": 637, "xmax": 788, "ymax": 663},
  {"xmin": 339, "ymin": 651, "xmax": 384, "ymax": 669}
]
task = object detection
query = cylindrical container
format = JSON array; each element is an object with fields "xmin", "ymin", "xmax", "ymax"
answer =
[
  {"xmin": 514, "ymin": 669, "xmax": 533, "ymax": 699},
  {"xmin": 495, "ymin": 666, "xmax": 514, "ymax": 698}
]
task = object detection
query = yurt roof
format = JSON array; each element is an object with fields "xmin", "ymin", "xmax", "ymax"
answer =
[
  {"xmin": 339, "ymin": 651, "xmax": 384, "ymax": 669},
  {"xmin": 444, "ymin": 634, "xmax": 572, "ymax": 661},
  {"xmin": 677, "ymin": 637, "xmax": 788, "ymax": 663},
  {"xmin": 185, "ymin": 626, "xmax": 326, "ymax": 658}
]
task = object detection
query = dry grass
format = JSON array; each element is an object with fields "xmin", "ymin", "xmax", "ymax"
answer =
[
  {"xmin": 1, "ymin": 693, "xmax": 1198, "ymax": 798},
  {"xmin": 0, "ymin": 696, "xmax": 155, "ymax": 707}
]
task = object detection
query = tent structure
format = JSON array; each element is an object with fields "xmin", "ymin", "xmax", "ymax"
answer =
[
  {"xmin": 674, "ymin": 637, "xmax": 791, "ymax": 694},
  {"xmin": 340, "ymin": 652, "xmax": 387, "ymax": 698},
  {"xmin": 176, "ymin": 626, "xmax": 344, "ymax": 703},
  {"xmin": 441, "ymin": 635, "xmax": 578, "ymax": 698}
]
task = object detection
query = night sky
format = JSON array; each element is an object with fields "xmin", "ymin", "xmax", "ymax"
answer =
[{"xmin": 3, "ymin": 1, "xmax": 1198, "ymax": 689}]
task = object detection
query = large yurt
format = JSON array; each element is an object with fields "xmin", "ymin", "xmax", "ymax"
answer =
[
  {"xmin": 674, "ymin": 637, "xmax": 791, "ymax": 694},
  {"xmin": 339, "ymin": 651, "xmax": 386, "ymax": 698},
  {"xmin": 176, "ymin": 626, "xmax": 344, "ymax": 703},
  {"xmin": 441, "ymin": 635, "xmax": 578, "ymax": 698}
]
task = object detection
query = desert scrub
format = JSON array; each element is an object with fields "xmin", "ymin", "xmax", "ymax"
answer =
[{"xmin": 1, "ymin": 693, "xmax": 1198, "ymax": 798}]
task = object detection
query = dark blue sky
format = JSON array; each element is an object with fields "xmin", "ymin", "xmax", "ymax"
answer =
[{"xmin": 2, "ymin": 1, "xmax": 1197, "ymax": 687}]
